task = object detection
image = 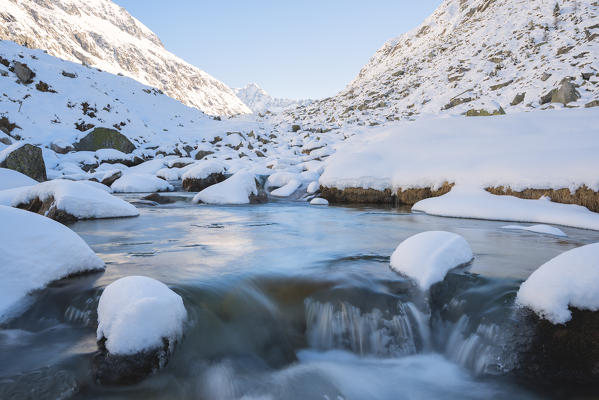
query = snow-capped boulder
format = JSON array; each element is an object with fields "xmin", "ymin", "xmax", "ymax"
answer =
[
  {"xmin": 390, "ymin": 231, "xmax": 473, "ymax": 290},
  {"xmin": 192, "ymin": 170, "xmax": 260, "ymax": 205},
  {"xmin": 0, "ymin": 168, "xmax": 37, "ymax": 190},
  {"xmin": 307, "ymin": 181, "xmax": 320, "ymax": 194},
  {"xmin": 0, "ymin": 179, "xmax": 139, "ymax": 223},
  {"xmin": 182, "ymin": 160, "xmax": 227, "ymax": 192},
  {"xmin": 0, "ymin": 143, "xmax": 47, "ymax": 182},
  {"xmin": 270, "ymin": 179, "xmax": 301, "ymax": 197},
  {"xmin": 310, "ymin": 197, "xmax": 329, "ymax": 206},
  {"xmin": 0, "ymin": 205, "xmax": 105, "ymax": 321},
  {"xmin": 73, "ymin": 127, "xmax": 136, "ymax": 153},
  {"xmin": 94, "ymin": 276, "xmax": 187, "ymax": 385},
  {"xmin": 111, "ymin": 173, "xmax": 173, "ymax": 193}
]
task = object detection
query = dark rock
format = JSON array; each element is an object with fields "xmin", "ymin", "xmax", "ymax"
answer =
[
  {"xmin": 585, "ymin": 100, "xmax": 599, "ymax": 108},
  {"xmin": 101, "ymin": 156, "xmax": 144, "ymax": 168},
  {"xmin": 442, "ymin": 96, "xmax": 473, "ymax": 110},
  {"xmin": 540, "ymin": 78, "xmax": 580, "ymax": 105},
  {"xmin": 0, "ymin": 116, "xmax": 19, "ymax": 136},
  {"xmin": 291, "ymin": 125, "xmax": 301, "ymax": 132},
  {"xmin": 35, "ymin": 81, "xmax": 56, "ymax": 93},
  {"xmin": 17, "ymin": 195, "xmax": 77, "ymax": 224},
  {"xmin": 465, "ymin": 107, "xmax": 505, "ymax": 117},
  {"xmin": 142, "ymin": 193, "xmax": 177, "ymax": 204},
  {"xmin": 249, "ymin": 179, "xmax": 268, "ymax": 204},
  {"xmin": 62, "ymin": 70, "xmax": 77, "ymax": 78},
  {"xmin": 169, "ymin": 160, "xmax": 193, "ymax": 169},
  {"xmin": 540, "ymin": 72, "xmax": 552, "ymax": 82},
  {"xmin": 100, "ymin": 170, "xmax": 122, "ymax": 187},
  {"xmin": 50, "ymin": 141, "xmax": 74, "ymax": 154},
  {"xmin": 0, "ymin": 135, "xmax": 11, "ymax": 145},
  {"xmin": 582, "ymin": 72, "xmax": 594, "ymax": 81},
  {"xmin": 511, "ymin": 93, "xmax": 526, "ymax": 106},
  {"xmin": 13, "ymin": 61, "xmax": 35, "ymax": 84},
  {"xmin": 0, "ymin": 143, "xmax": 47, "ymax": 181},
  {"xmin": 92, "ymin": 338, "xmax": 171, "ymax": 385},
  {"xmin": 182, "ymin": 172, "xmax": 226, "ymax": 192},
  {"xmin": 194, "ymin": 150, "xmax": 214, "ymax": 160},
  {"xmin": 74, "ymin": 127, "xmax": 136, "ymax": 153}
]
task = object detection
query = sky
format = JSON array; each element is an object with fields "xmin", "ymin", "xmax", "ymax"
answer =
[{"xmin": 113, "ymin": 1, "xmax": 441, "ymax": 100}]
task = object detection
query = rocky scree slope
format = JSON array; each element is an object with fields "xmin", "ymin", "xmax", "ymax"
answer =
[
  {"xmin": 0, "ymin": 0, "xmax": 251, "ymax": 116},
  {"xmin": 282, "ymin": 0, "xmax": 599, "ymax": 129}
]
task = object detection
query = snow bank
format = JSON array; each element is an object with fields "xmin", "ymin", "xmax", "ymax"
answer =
[
  {"xmin": 320, "ymin": 109, "xmax": 599, "ymax": 192},
  {"xmin": 112, "ymin": 173, "xmax": 173, "ymax": 193},
  {"xmin": 413, "ymin": 186, "xmax": 599, "ymax": 231},
  {"xmin": 0, "ymin": 168, "xmax": 37, "ymax": 190},
  {"xmin": 0, "ymin": 205, "xmax": 105, "ymax": 321},
  {"xmin": 0, "ymin": 179, "xmax": 139, "ymax": 219},
  {"xmin": 97, "ymin": 276, "xmax": 187, "ymax": 355},
  {"xmin": 270, "ymin": 179, "xmax": 301, "ymax": 197},
  {"xmin": 516, "ymin": 243, "xmax": 599, "ymax": 324},
  {"xmin": 181, "ymin": 160, "xmax": 227, "ymax": 181},
  {"xmin": 193, "ymin": 170, "xmax": 257, "ymax": 205},
  {"xmin": 310, "ymin": 198, "xmax": 329, "ymax": 206},
  {"xmin": 390, "ymin": 231, "xmax": 473, "ymax": 290},
  {"xmin": 501, "ymin": 224, "xmax": 567, "ymax": 237},
  {"xmin": 307, "ymin": 181, "xmax": 319, "ymax": 194}
]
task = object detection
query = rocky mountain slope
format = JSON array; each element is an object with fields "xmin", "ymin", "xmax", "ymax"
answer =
[
  {"xmin": 0, "ymin": 0, "xmax": 251, "ymax": 116},
  {"xmin": 285, "ymin": 0, "xmax": 599, "ymax": 129},
  {"xmin": 235, "ymin": 83, "xmax": 312, "ymax": 114}
]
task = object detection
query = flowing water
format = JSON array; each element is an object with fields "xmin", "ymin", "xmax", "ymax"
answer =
[{"xmin": 1, "ymin": 195, "xmax": 599, "ymax": 400}]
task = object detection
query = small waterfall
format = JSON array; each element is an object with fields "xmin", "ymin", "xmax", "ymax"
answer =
[{"xmin": 304, "ymin": 298, "xmax": 430, "ymax": 357}]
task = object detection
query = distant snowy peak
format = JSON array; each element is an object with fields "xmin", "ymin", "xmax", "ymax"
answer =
[
  {"xmin": 235, "ymin": 83, "xmax": 312, "ymax": 113},
  {"xmin": 289, "ymin": 0, "xmax": 599, "ymax": 128},
  {"xmin": 0, "ymin": 0, "xmax": 251, "ymax": 116}
]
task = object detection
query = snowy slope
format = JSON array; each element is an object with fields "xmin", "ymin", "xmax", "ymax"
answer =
[
  {"xmin": 284, "ymin": 0, "xmax": 599, "ymax": 128},
  {"xmin": 235, "ymin": 83, "xmax": 312, "ymax": 114},
  {"xmin": 0, "ymin": 0, "xmax": 250, "ymax": 116}
]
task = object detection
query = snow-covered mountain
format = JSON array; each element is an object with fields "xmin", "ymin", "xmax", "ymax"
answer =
[
  {"xmin": 0, "ymin": 0, "xmax": 251, "ymax": 116},
  {"xmin": 285, "ymin": 0, "xmax": 599, "ymax": 128},
  {"xmin": 235, "ymin": 83, "xmax": 312, "ymax": 114}
]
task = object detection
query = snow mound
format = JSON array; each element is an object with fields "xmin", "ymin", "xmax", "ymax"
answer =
[
  {"xmin": 502, "ymin": 224, "xmax": 567, "ymax": 237},
  {"xmin": 270, "ymin": 179, "xmax": 301, "ymax": 197},
  {"xmin": 193, "ymin": 170, "xmax": 257, "ymax": 205},
  {"xmin": 97, "ymin": 276, "xmax": 187, "ymax": 355},
  {"xmin": 181, "ymin": 160, "xmax": 227, "ymax": 181},
  {"xmin": 413, "ymin": 186, "xmax": 599, "ymax": 231},
  {"xmin": 112, "ymin": 174, "xmax": 173, "ymax": 193},
  {"xmin": 0, "ymin": 205, "xmax": 105, "ymax": 321},
  {"xmin": 390, "ymin": 231, "xmax": 473, "ymax": 290},
  {"xmin": 310, "ymin": 198, "xmax": 329, "ymax": 206},
  {"xmin": 307, "ymin": 181, "xmax": 320, "ymax": 194},
  {"xmin": 0, "ymin": 179, "xmax": 139, "ymax": 219},
  {"xmin": 0, "ymin": 168, "xmax": 37, "ymax": 190},
  {"xmin": 516, "ymin": 243, "xmax": 599, "ymax": 324}
]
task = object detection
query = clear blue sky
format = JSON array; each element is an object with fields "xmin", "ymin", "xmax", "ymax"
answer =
[{"xmin": 113, "ymin": 1, "xmax": 441, "ymax": 100}]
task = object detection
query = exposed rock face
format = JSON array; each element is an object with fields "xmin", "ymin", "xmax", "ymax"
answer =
[
  {"xmin": 100, "ymin": 170, "xmax": 122, "ymax": 187},
  {"xmin": 320, "ymin": 183, "xmax": 454, "ymax": 206},
  {"xmin": 486, "ymin": 185, "xmax": 599, "ymax": 213},
  {"xmin": 142, "ymin": 193, "xmax": 176, "ymax": 204},
  {"xmin": 16, "ymin": 195, "xmax": 76, "ymax": 224},
  {"xmin": 73, "ymin": 127, "xmax": 136, "ymax": 153},
  {"xmin": 182, "ymin": 173, "xmax": 226, "ymax": 192},
  {"xmin": 50, "ymin": 141, "xmax": 74, "ymax": 154},
  {"xmin": 0, "ymin": 0, "xmax": 250, "ymax": 116},
  {"xmin": 12, "ymin": 61, "xmax": 35, "ymax": 83},
  {"xmin": 194, "ymin": 150, "xmax": 214, "ymax": 160},
  {"xmin": 540, "ymin": 78, "xmax": 580, "ymax": 105},
  {"xmin": 0, "ymin": 144, "xmax": 47, "ymax": 181}
]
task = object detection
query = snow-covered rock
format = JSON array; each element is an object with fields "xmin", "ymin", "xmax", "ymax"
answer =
[
  {"xmin": 307, "ymin": 181, "xmax": 320, "ymax": 194},
  {"xmin": 516, "ymin": 243, "xmax": 599, "ymax": 324},
  {"xmin": 234, "ymin": 83, "xmax": 312, "ymax": 113},
  {"xmin": 193, "ymin": 170, "xmax": 258, "ymax": 205},
  {"xmin": 111, "ymin": 173, "xmax": 173, "ymax": 193},
  {"xmin": 270, "ymin": 179, "xmax": 301, "ymax": 197},
  {"xmin": 0, "ymin": 0, "xmax": 250, "ymax": 116},
  {"xmin": 0, "ymin": 179, "xmax": 139, "ymax": 221},
  {"xmin": 413, "ymin": 186, "xmax": 599, "ymax": 231},
  {"xmin": 0, "ymin": 167, "xmax": 37, "ymax": 190},
  {"xmin": 390, "ymin": 231, "xmax": 473, "ymax": 290},
  {"xmin": 310, "ymin": 197, "xmax": 329, "ymax": 206},
  {"xmin": 97, "ymin": 276, "xmax": 187, "ymax": 355},
  {"xmin": 0, "ymin": 205, "xmax": 104, "ymax": 321},
  {"xmin": 501, "ymin": 224, "xmax": 567, "ymax": 237},
  {"xmin": 181, "ymin": 160, "xmax": 227, "ymax": 192}
]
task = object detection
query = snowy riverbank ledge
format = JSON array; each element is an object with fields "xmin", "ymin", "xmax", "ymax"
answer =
[
  {"xmin": 516, "ymin": 243, "xmax": 599, "ymax": 324},
  {"xmin": 0, "ymin": 205, "xmax": 105, "ymax": 321},
  {"xmin": 390, "ymin": 231, "xmax": 473, "ymax": 290}
]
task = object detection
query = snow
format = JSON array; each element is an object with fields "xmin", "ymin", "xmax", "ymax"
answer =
[
  {"xmin": 501, "ymin": 224, "xmax": 567, "ymax": 237},
  {"xmin": 0, "ymin": 179, "xmax": 139, "ymax": 219},
  {"xmin": 516, "ymin": 243, "xmax": 599, "ymax": 324},
  {"xmin": 307, "ymin": 181, "xmax": 319, "ymax": 194},
  {"xmin": 181, "ymin": 160, "xmax": 227, "ymax": 181},
  {"xmin": 0, "ymin": 168, "xmax": 37, "ymax": 190},
  {"xmin": 0, "ymin": 205, "xmax": 104, "ymax": 321},
  {"xmin": 320, "ymin": 109, "xmax": 599, "ymax": 193},
  {"xmin": 193, "ymin": 170, "xmax": 257, "ymax": 205},
  {"xmin": 413, "ymin": 186, "xmax": 599, "ymax": 231},
  {"xmin": 95, "ymin": 148, "xmax": 133, "ymax": 163},
  {"xmin": 234, "ymin": 83, "xmax": 312, "ymax": 113},
  {"xmin": 96, "ymin": 276, "xmax": 187, "ymax": 355},
  {"xmin": 310, "ymin": 198, "xmax": 329, "ymax": 206},
  {"xmin": 270, "ymin": 179, "xmax": 301, "ymax": 197},
  {"xmin": 112, "ymin": 173, "xmax": 173, "ymax": 193},
  {"xmin": 390, "ymin": 231, "xmax": 473, "ymax": 290}
]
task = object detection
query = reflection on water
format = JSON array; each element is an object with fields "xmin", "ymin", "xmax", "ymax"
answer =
[{"xmin": 1, "ymin": 197, "xmax": 598, "ymax": 399}]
